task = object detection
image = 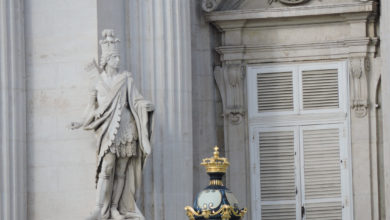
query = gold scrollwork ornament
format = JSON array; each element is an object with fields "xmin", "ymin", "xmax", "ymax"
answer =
[{"xmin": 185, "ymin": 205, "xmax": 247, "ymax": 220}]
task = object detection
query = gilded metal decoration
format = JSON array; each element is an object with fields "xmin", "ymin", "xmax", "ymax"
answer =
[
  {"xmin": 185, "ymin": 205, "xmax": 247, "ymax": 220},
  {"xmin": 185, "ymin": 146, "xmax": 247, "ymax": 220},
  {"xmin": 201, "ymin": 146, "xmax": 230, "ymax": 174}
]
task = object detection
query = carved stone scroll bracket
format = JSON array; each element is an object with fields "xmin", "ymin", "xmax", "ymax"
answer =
[
  {"xmin": 349, "ymin": 57, "xmax": 369, "ymax": 118},
  {"xmin": 214, "ymin": 63, "xmax": 246, "ymax": 125},
  {"xmin": 224, "ymin": 108, "xmax": 246, "ymax": 125},
  {"xmin": 202, "ymin": 0, "xmax": 223, "ymax": 12}
]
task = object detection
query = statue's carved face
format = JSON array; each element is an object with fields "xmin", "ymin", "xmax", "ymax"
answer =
[{"xmin": 107, "ymin": 55, "xmax": 120, "ymax": 69}]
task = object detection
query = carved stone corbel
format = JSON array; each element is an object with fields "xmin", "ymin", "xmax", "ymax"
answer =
[
  {"xmin": 214, "ymin": 63, "xmax": 246, "ymax": 125},
  {"xmin": 349, "ymin": 57, "xmax": 369, "ymax": 117},
  {"xmin": 201, "ymin": 0, "xmax": 223, "ymax": 12}
]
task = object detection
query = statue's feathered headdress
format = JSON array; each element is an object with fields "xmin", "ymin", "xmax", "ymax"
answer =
[{"xmin": 99, "ymin": 29, "xmax": 120, "ymax": 69}]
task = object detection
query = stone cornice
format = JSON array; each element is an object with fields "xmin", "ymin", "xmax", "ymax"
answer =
[
  {"xmin": 205, "ymin": 2, "xmax": 377, "ymax": 23},
  {"xmin": 217, "ymin": 38, "xmax": 375, "ymax": 53},
  {"xmin": 216, "ymin": 37, "xmax": 378, "ymax": 62}
]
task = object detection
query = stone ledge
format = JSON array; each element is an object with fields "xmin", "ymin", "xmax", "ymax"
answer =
[{"xmin": 205, "ymin": 1, "xmax": 377, "ymax": 22}]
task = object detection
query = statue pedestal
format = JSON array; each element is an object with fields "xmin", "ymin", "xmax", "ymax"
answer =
[
  {"xmin": 107, "ymin": 211, "xmax": 144, "ymax": 220},
  {"xmin": 107, "ymin": 216, "xmax": 143, "ymax": 219}
]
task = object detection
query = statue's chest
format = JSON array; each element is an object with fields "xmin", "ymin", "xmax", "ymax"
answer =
[{"xmin": 96, "ymin": 76, "xmax": 127, "ymax": 106}]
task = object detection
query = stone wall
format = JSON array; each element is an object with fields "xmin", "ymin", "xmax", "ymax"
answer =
[
  {"xmin": 24, "ymin": 0, "xmax": 194, "ymax": 219},
  {"xmin": 379, "ymin": 0, "xmax": 390, "ymax": 219},
  {"xmin": 24, "ymin": 1, "xmax": 98, "ymax": 219},
  {"xmin": 1, "ymin": 0, "xmax": 389, "ymax": 220}
]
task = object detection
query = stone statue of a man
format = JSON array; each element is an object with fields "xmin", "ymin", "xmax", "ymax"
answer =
[{"xmin": 70, "ymin": 29, "xmax": 154, "ymax": 220}]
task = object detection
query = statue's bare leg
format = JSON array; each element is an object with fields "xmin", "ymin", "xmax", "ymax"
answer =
[
  {"xmin": 87, "ymin": 153, "xmax": 116, "ymax": 220},
  {"xmin": 110, "ymin": 157, "xmax": 129, "ymax": 220}
]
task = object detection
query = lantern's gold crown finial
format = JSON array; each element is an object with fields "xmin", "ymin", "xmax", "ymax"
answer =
[{"xmin": 201, "ymin": 146, "xmax": 230, "ymax": 173}]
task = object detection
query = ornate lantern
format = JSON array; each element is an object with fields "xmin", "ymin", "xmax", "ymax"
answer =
[{"xmin": 185, "ymin": 146, "xmax": 247, "ymax": 220}]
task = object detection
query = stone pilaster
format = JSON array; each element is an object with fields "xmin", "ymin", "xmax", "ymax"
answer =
[
  {"xmin": 0, "ymin": 0, "xmax": 27, "ymax": 220},
  {"xmin": 214, "ymin": 62, "xmax": 249, "ymax": 212},
  {"xmin": 126, "ymin": 1, "xmax": 193, "ymax": 219},
  {"xmin": 380, "ymin": 0, "xmax": 390, "ymax": 218}
]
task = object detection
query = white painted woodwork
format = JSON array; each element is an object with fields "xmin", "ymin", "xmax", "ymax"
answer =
[
  {"xmin": 302, "ymin": 128, "xmax": 341, "ymax": 200},
  {"xmin": 257, "ymin": 128, "xmax": 298, "ymax": 220},
  {"xmin": 257, "ymin": 72, "xmax": 294, "ymax": 112},
  {"xmin": 301, "ymin": 69, "xmax": 339, "ymax": 110},
  {"xmin": 248, "ymin": 62, "xmax": 347, "ymax": 120},
  {"xmin": 301, "ymin": 125, "xmax": 345, "ymax": 220},
  {"xmin": 259, "ymin": 131, "xmax": 296, "ymax": 201},
  {"xmin": 248, "ymin": 62, "xmax": 351, "ymax": 220}
]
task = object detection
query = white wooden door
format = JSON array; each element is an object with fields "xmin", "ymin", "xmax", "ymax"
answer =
[
  {"xmin": 248, "ymin": 62, "xmax": 352, "ymax": 220},
  {"xmin": 254, "ymin": 127, "xmax": 300, "ymax": 220},
  {"xmin": 300, "ymin": 124, "xmax": 347, "ymax": 220}
]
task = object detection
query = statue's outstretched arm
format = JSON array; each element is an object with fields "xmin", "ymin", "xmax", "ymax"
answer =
[
  {"xmin": 69, "ymin": 60, "xmax": 100, "ymax": 130},
  {"xmin": 69, "ymin": 88, "xmax": 97, "ymax": 130}
]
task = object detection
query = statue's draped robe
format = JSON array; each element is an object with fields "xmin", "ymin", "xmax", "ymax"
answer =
[{"xmin": 83, "ymin": 72, "xmax": 153, "ymax": 217}]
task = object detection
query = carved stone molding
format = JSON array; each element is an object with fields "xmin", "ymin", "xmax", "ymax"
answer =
[
  {"xmin": 269, "ymin": 0, "xmax": 311, "ymax": 5},
  {"xmin": 202, "ymin": 0, "xmax": 223, "ymax": 12},
  {"xmin": 224, "ymin": 108, "xmax": 245, "ymax": 124},
  {"xmin": 205, "ymin": 2, "xmax": 376, "ymax": 22},
  {"xmin": 278, "ymin": 0, "xmax": 311, "ymax": 5},
  {"xmin": 349, "ymin": 57, "xmax": 369, "ymax": 117},
  {"xmin": 214, "ymin": 63, "xmax": 246, "ymax": 125}
]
